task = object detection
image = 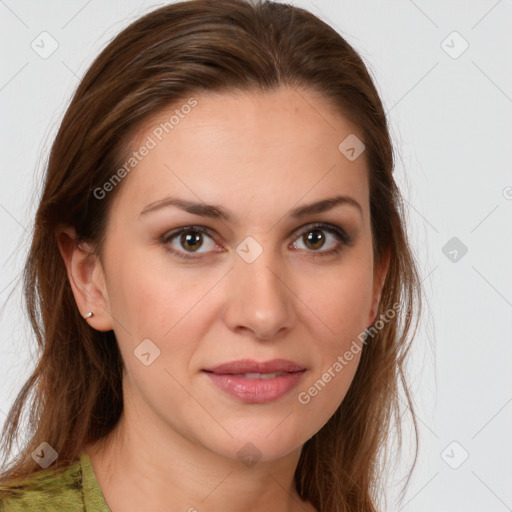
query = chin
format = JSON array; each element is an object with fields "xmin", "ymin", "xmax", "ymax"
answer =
[{"xmin": 198, "ymin": 419, "xmax": 309, "ymax": 465}]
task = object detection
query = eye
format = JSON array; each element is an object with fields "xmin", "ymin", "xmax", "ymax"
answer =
[
  {"xmin": 290, "ymin": 223, "xmax": 352, "ymax": 258},
  {"xmin": 161, "ymin": 226, "xmax": 219, "ymax": 260}
]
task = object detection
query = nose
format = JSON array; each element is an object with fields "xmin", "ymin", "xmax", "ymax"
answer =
[{"xmin": 222, "ymin": 246, "xmax": 296, "ymax": 340}]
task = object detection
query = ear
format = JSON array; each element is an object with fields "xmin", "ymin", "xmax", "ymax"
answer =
[
  {"xmin": 367, "ymin": 247, "xmax": 391, "ymax": 326},
  {"xmin": 56, "ymin": 226, "xmax": 113, "ymax": 332}
]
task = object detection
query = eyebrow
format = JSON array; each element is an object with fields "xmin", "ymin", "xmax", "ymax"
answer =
[{"xmin": 139, "ymin": 194, "xmax": 363, "ymax": 221}]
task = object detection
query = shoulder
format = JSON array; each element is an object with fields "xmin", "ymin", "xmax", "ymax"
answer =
[{"xmin": 0, "ymin": 457, "xmax": 84, "ymax": 512}]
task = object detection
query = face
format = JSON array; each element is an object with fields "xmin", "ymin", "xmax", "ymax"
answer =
[{"xmin": 63, "ymin": 86, "xmax": 388, "ymax": 464}]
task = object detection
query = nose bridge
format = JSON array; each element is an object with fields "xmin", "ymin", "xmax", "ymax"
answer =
[{"xmin": 224, "ymin": 237, "xmax": 295, "ymax": 339}]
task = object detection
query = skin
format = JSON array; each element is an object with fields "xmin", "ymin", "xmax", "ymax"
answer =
[{"xmin": 57, "ymin": 85, "xmax": 389, "ymax": 512}]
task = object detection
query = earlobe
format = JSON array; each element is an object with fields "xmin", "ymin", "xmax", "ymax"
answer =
[{"xmin": 56, "ymin": 226, "xmax": 113, "ymax": 332}]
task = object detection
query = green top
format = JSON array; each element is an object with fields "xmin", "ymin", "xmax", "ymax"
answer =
[{"xmin": 0, "ymin": 452, "xmax": 111, "ymax": 511}]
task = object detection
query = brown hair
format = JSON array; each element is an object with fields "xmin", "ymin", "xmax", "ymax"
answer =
[{"xmin": 0, "ymin": 1, "xmax": 422, "ymax": 510}]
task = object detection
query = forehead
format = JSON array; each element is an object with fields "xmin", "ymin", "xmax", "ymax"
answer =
[
  {"xmin": 137, "ymin": 85, "xmax": 363, "ymax": 150},
  {"xmin": 111, "ymin": 86, "xmax": 369, "ymax": 223}
]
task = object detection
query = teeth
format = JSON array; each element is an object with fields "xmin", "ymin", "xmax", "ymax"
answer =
[{"xmin": 237, "ymin": 372, "xmax": 286, "ymax": 379}]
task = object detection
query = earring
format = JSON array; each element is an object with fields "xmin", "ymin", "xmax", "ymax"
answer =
[{"xmin": 84, "ymin": 311, "xmax": 94, "ymax": 319}]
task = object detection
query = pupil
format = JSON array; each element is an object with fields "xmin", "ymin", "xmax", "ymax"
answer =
[
  {"xmin": 305, "ymin": 230, "xmax": 324, "ymax": 250},
  {"xmin": 182, "ymin": 232, "xmax": 202, "ymax": 251}
]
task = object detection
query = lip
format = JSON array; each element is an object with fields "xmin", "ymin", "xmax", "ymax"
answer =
[
  {"xmin": 202, "ymin": 359, "xmax": 306, "ymax": 404},
  {"xmin": 203, "ymin": 358, "xmax": 306, "ymax": 374}
]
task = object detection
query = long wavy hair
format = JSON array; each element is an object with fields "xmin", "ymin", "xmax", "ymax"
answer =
[{"xmin": 0, "ymin": 1, "xmax": 422, "ymax": 510}]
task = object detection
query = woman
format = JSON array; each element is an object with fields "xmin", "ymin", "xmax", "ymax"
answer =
[{"xmin": 0, "ymin": 0, "xmax": 422, "ymax": 511}]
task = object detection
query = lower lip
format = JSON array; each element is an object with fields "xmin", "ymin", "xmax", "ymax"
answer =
[{"xmin": 203, "ymin": 371, "xmax": 305, "ymax": 404}]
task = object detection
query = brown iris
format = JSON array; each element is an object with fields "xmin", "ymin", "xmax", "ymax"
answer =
[
  {"xmin": 303, "ymin": 229, "xmax": 325, "ymax": 250},
  {"xmin": 181, "ymin": 231, "xmax": 203, "ymax": 252}
]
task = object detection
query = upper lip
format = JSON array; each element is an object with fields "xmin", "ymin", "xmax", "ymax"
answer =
[{"xmin": 203, "ymin": 358, "xmax": 306, "ymax": 375}]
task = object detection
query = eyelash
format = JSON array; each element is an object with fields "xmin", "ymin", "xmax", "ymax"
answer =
[{"xmin": 160, "ymin": 223, "xmax": 353, "ymax": 261}]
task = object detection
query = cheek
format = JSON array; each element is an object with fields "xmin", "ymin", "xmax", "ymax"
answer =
[
  {"xmin": 295, "ymin": 251, "xmax": 374, "ymax": 340},
  {"xmin": 290, "ymin": 250, "xmax": 372, "ymax": 425},
  {"xmin": 294, "ymin": 289, "xmax": 365, "ymax": 437},
  {"xmin": 105, "ymin": 243, "xmax": 216, "ymax": 336},
  {"xmin": 105, "ymin": 250, "xmax": 227, "ymax": 385},
  {"xmin": 294, "ymin": 349, "xmax": 361, "ymax": 441}
]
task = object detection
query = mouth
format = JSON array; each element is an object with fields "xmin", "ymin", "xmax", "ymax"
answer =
[{"xmin": 202, "ymin": 359, "xmax": 306, "ymax": 404}]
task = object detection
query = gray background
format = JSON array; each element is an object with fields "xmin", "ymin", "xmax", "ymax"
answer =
[{"xmin": 1, "ymin": 1, "xmax": 511, "ymax": 510}]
